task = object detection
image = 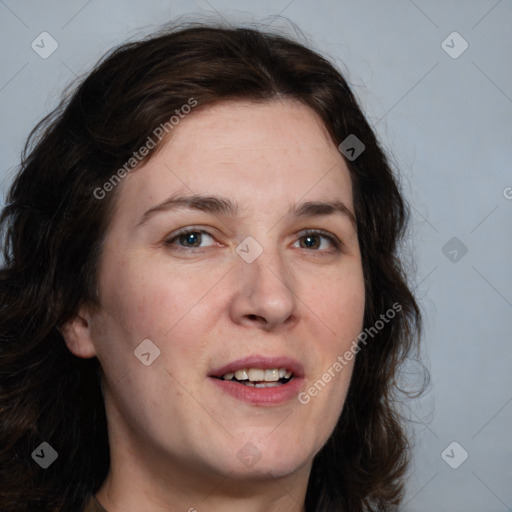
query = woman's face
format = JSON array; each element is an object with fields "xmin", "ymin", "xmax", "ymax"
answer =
[{"xmin": 69, "ymin": 99, "xmax": 365, "ymax": 488}]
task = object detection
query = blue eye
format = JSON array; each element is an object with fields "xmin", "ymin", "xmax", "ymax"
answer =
[
  {"xmin": 164, "ymin": 228, "xmax": 341, "ymax": 253},
  {"xmin": 293, "ymin": 231, "xmax": 340, "ymax": 251},
  {"xmin": 165, "ymin": 229, "xmax": 216, "ymax": 248}
]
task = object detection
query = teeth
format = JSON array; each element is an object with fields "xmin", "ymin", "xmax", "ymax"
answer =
[
  {"xmin": 247, "ymin": 368, "xmax": 265, "ymax": 381},
  {"xmin": 234, "ymin": 369, "xmax": 248, "ymax": 380},
  {"xmin": 239, "ymin": 382, "xmax": 281, "ymax": 388},
  {"xmin": 264, "ymin": 369, "xmax": 279, "ymax": 382},
  {"xmin": 221, "ymin": 367, "xmax": 293, "ymax": 382}
]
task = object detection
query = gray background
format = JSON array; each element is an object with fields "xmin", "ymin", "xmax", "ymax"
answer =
[{"xmin": 1, "ymin": 1, "xmax": 511, "ymax": 510}]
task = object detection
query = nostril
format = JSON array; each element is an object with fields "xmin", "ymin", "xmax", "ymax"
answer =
[{"xmin": 245, "ymin": 314, "xmax": 269, "ymax": 326}]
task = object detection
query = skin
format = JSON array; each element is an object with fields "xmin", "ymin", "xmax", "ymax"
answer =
[{"xmin": 62, "ymin": 99, "xmax": 365, "ymax": 512}]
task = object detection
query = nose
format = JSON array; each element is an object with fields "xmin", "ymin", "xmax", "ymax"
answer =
[{"xmin": 229, "ymin": 246, "xmax": 298, "ymax": 331}]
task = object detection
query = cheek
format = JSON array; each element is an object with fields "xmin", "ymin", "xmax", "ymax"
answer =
[
  {"xmin": 304, "ymin": 278, "xmax": 364, "ymax": 426},
  {"xmin": 303, "ymin": 269, "xmax": 365, "ymax": 411},
  {"xmin": 307, "ymin": 267, "xmax": 365, "ymax": 344},
  {"xmin": 99, "ymin": 255, "xmax": 209, "ymax": 338},
  {"xmin": 338, "ymin": 286, "xmax": 365, "ymax": 339},
  {"xmin": 97, "ymin": 259, "xmax": 222, "ymax": 379}
]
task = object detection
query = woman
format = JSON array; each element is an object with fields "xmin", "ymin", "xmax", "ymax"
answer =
[{"xmin": 0, "ymin": 22, "xmax": 424, "ymax": 512}]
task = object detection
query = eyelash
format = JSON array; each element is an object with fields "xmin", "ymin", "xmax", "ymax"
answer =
[
  {"xmin": 164, "ymin": 228, "xmax": 217, "ymax": 251},
  {"xmin": 164, "ymin": 227, "xmax": 342, "ymax": 253}
]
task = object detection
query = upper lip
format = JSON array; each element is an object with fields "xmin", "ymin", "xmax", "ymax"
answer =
[{"xmin": 209, "ymin": 355, "xmax": 305, "ymax": 378}]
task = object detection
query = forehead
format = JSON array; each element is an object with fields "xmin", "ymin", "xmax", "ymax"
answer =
[
  {"xmin": 168, "ymin": 99, "xmax": 337, "ymax": 164},
  {"xmin": 116, "ymin": 99, "xmax": 353, "ymax": 218}
]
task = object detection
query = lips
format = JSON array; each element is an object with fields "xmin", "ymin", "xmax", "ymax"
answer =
[{"xmin": 209, "ymin": 355, "xmax": 305, "ymax": 405}]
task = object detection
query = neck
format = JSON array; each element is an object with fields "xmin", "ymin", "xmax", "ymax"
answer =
[
  {"xmin": 95, "ymin": 463, "xmax": 309, "ymax": 512},
  {"xmin": 95, "ymin": 417, "xmax": 310, "ymax": 512}
]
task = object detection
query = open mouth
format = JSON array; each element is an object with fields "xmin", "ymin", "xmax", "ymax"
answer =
[
  {"xmin": 213, "ymin": 368, "xmax": 294, "ymax": 388},
  {"xmin": 209, "ymin": 358, "xmax": 304, "ymax": 404}
]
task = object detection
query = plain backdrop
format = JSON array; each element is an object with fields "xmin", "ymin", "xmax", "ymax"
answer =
[{"xmin": 0, "ymin": 1, "xmax": 511, "ymax": 511}]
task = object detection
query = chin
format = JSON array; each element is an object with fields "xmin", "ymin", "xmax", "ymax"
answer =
[
  {"xmin": 224, "ymin": 447, "xmax": 313, "ymax": 481},
  {"xmin": 225, "ymin": 464, "xmax": 306, "ymax": 483}
]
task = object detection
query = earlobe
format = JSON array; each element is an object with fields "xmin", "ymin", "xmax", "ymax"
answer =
[{"xmin": 59, "ymin": 308, "xmax": 97, "ymax": 359}]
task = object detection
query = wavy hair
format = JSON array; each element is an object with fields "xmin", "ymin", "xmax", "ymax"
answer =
[{"xmin": 0, "ymin": 22, "xmax": 425, "ymax": 512}]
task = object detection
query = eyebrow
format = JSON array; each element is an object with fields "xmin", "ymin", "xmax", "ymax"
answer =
[
  {"xmin": 137, "ymin": 194, "xmax": 357, "ymax": 228},
  {"xmin": 290, "ymin": 200, "xmax": 356, "ymax": 228},
  {"xmin": 137, "ymin": 194, "xmax": 238, "ymax": 226}
]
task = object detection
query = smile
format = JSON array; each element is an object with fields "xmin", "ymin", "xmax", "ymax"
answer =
[
  {"xmin": 209, "ymin": 356, "xmax": 304, "ymax": 405},
  {"xmin": 217, "ymin": 368, "xmax": 294, "ymax": 387}
]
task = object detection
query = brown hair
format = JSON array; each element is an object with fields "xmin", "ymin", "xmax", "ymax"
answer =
[{"xmin": 0, "ymin": 22, "xmax": 425, "ymax": 512}]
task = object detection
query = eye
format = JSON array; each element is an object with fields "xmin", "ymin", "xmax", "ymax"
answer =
[
  {"xmin": 293, "ymin": 230, "xmax": 340, "ymax": 251},
  {"xmin": 164, "ymin": 228, "xmax": 217, "ymax": 249}
]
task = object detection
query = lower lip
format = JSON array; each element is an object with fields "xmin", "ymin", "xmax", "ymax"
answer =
[{"xmin": 209, "ymin": 377, "xmax": 304, "ymax": 406}]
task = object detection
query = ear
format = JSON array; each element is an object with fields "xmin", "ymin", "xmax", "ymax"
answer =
[{"xmin": 59, "ymin": 305, "xmax": 98, "ymax": 359}]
